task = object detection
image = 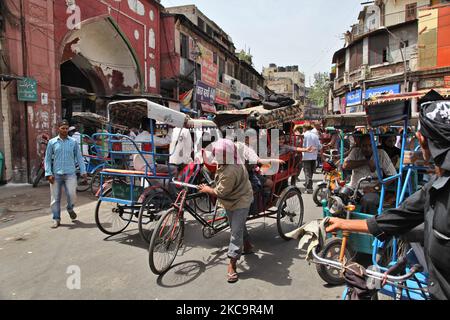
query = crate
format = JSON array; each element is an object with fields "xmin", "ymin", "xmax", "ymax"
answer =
[{"xmin": 112, "ymin": 184, "xmax": 144, "ymax": 202}]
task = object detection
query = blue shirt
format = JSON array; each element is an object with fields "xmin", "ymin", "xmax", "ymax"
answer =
[
  {"xmin": 302, "ymin": 130, "xmax": 322, "ymax": 161},
  {"xmin": 45, "ymin": 136, "xmax": 86, "ymax": 177}
]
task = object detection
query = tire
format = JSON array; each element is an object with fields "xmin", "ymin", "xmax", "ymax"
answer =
[
  {"xmin": 76, "ymin": 174, "xmax": 91, "ymax": 192},
  {"xmin": 276, "ymin": 187, "xmax": 304, "ymax": 241},
  {"xmin": 194, "ymin": 193, "xmax": 214, "ymax": 214},
  {"xmin": 95, "ymin": 189, "xmax": 133, "ymax": 236},
  {"xmin": 90, "ymin": 170, "xmax": 102, "ymax": 197},
  {"xmin": 148, "ymin": 208, "xmax": 184, "ymax": 275},
  {"xmin": 138, "ymin": 190, "xmax": 173, "ymax": 244},
  {"xmin": 32, "ymin": 167, "xmax": 44, "ymax": 188},
  {"xmin": 313, "ymin": 185, "xmax": 328, "ymax": 207},
  {"xmin": 316, "ymin": 237, "xmax": 354, "ymax": 286}
]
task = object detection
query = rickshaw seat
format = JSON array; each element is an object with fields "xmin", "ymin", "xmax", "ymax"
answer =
[{"xmin": 102, "ymin": 168, "xmax": 169, "ymax": 178}]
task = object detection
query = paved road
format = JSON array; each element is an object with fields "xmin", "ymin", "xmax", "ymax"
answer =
[{"xmin": 0, "ymin": 175, "xmax": 345, "ymax": 300}]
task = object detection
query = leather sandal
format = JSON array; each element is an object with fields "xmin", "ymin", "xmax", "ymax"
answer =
[{"xmin": 227, "ymin": 272, "xmax": 239, "ymax": 283}]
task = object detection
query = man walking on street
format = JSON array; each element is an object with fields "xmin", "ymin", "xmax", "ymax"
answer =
[
  {"xmin": 45, "ymin": 120, "xmax": 87, "ymax": 229},
  {"xmin": 302, "ymin": 124, "xmax": 321, "ymax": 194}
]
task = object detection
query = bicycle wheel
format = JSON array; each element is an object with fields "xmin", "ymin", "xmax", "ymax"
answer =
[
  {"xmin": 148, "ymin": 208, "xmax": 184, "ymax": 275},
  {"xmin": 32, "ymin": 167, "xmax": 44, "ymax": 188},
  {"xmin": 95, "ymin": 189, "xmax": 133, "ymax": 236},
  {"xmin": 313, "ymin": 185, "xmax": 328, "ymax": 207},
  {"xmin": 276, "ymin": 187, "xmax": 304, "ymax": 241},
  {"xmin": 194, "ymin": 193, "xmax": 214, "ymax": 214},
  {"xmin": 90, "ymin": 170, "xmax": 102, "ymax": 197},
  {"xmin": 316, "ymin": 237, "xmax": 354, "ymax": 286},
  {"xmin": 76, "ymin": 174, "xmax": 91, "ymax": 192},
  {"xmin": 138, "ymin": 190, "xmax": 173, "ymax": 244}
]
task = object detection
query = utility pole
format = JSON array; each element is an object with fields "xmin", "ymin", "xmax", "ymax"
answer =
[
  {"xmin": 191, "ymin": 38, "xmax": 201, "ymax": 118},
  {"xmin": 384, "ymin": 27, "xmax": 408, "ymax": 93}
]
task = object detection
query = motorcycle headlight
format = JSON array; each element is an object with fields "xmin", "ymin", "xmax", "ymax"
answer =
[{"xmin": 329, "ymin": 196, "xmax": 345, "ymax": 217}]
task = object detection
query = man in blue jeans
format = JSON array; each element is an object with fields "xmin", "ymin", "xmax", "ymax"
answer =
[{"xmin": 45, "ymin": 120, "xmax": 87, "ymax": 229}]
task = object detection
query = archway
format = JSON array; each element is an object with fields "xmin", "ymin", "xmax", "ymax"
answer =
[{"xmin": 60, "ymin": 16, "xmax": 143, "ymax": 119}]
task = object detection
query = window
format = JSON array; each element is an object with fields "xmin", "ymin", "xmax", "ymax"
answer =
[
  {"xmin": 369, "ymin": 33, "xmax": 389, "ymax": 65},
  {"xmin": 198, "ymin": 18, "xmax": 205, "ymax": 31},
  {"xmin": 213, "ymin": 52, "xmax": 218, "ymax": 65},
  {"xmin": 400, "ymin": 40, "xmax": 409, "ymax": 49},
  {"xmin": 180, "ymin": 33, "xmax": 189, "ymax": 59},
  {"xmin": 405, "ymin": 3, "xmax": 417, "ymax": 22},
  {"xmin": 206, "ymin": 25, "xmax": 213, "ymax": 37},
  {"xmin": 219, "ymin": 57, "xmax": 225, "ymax": 82},
  {"xmin": 349, "ymin": 41, "xmax": 363, "ymax": 71}
]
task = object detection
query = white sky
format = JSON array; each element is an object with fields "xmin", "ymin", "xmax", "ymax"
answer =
[{"xmin": 160, "ymin": 0, "xmax": 364, "ymax": 86}]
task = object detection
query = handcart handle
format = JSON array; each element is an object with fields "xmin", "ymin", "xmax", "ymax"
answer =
[{"xmin": 171, "ymin": 178, "xmax": 199, "ymax": 190}]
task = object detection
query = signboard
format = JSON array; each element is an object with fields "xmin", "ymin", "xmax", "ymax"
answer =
[
  {"xmin": 346, "ymin": 89, "xmax": 362, "ymax": 107},
  {"xmin": 198, "ymin": 44, "xmax": 218, "ymax": 87},
  {"xmin": 201, "ymin": 103, "xmax": 217, "ymax": 114},
  {"xmin": 445, "ymin": 76, "xmax": 450, "ymax": 88},
  {"xmin": 333, "ymin": 97, "xmax": 340, "ymax": 112},
  {"xmin": 215, "ymin": 82, "xmax": 231, "ymax": 105},
  {"xmin": 196, "ymin": 80, "xmax": 216, "ymax": 105},
  {"xmin": 365, "ymin": 84, "xmax": 400, "ymax": 100},
  {"xmin": 240, "ymin": 84, "xmax": 252, "ymax": 99},
  {"xmin": 17, "ymin": 78, "xmax": 38, "ymax": 102},
  {"xmin": 340, "ymin": 97, "xmax": 346, "ymax": 114}
]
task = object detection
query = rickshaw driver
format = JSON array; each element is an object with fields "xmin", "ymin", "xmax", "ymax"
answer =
[
  {"xmin": 343, "ymin": 134, "xmax": 397, "ymax": 214},
  {"xmin": 326, "ymin": 100, "xmax": 450, "ymax": 300}
]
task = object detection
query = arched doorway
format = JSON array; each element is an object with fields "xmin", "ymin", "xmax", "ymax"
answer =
[{"xmin": 60, "ymin": 16, "xmax": 143, "ymax": 119}]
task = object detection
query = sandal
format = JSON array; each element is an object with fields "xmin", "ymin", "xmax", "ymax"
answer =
[{"xmin": 227, "ymin": 272, "xmax": 239, "ymax": 283}]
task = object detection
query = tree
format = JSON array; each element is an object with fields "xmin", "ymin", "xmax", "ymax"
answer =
[{"xmin": 309, "ymin": 72, "xmax": 330, "ymax": 108}]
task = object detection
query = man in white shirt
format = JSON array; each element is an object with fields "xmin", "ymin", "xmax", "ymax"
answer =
[
  {"xmin": 133, "ymin": 118, "xmax": 176, "ymax": 176},
  {"xmin": 302, "ymin": 125, "xmax": 322, "ymax": 193},
  {"xmin": 169, "ymin": 127, "xmax": 193, "ymax": 166},
  {"xmin": 343, "ymin": 135, "xmax": 397, "ymax": 214}
]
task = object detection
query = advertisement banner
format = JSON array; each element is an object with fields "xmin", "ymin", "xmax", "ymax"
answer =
[
  {"xmin": 201, "ymin": 103, "xmax": 217, "ymax": 114},
  {"xmin": 333, "ymin": 97, "xmax": 340, "ymax": 112},
  {"xmin": 199, "ymin": 44, "xmax": 218, "ymax": 87},
  {"xmin": 215, "ymin": 82, "xmax": 231, "ymax": 105},
  {"xmin": 346, "ymin": 89, "xmax": 362, "ymax": 107},
  {"xmin": 340, "ymin": 97, "xmax": 346, "ymax": 114},
  {"xmin": 196, "ymin": 80, "xmax": 216, "ymax": 105},
  {"xmin": 365, "ymin": 84, "xmax": 401, "ymax": 100}
]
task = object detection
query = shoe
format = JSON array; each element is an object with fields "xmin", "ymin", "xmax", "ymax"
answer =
[
  {"xmin": 306, "ymin": 190, "xmax": 314, "ymax": 194},
  {"xmin": 51, "ymin": 220, "xmax": 60, "ymax": 229},
  {"xmin": 68, "ymin": 210, "xmax": 77, "ymax": 221}
]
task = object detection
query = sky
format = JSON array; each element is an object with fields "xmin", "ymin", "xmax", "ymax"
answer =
[{"xmin": 160, "ymin": 0, "xmax": 364, "ymax": 86}]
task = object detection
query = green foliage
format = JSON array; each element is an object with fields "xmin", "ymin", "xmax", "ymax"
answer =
[
  {"xmin": 308, "ymin": 72, "xmax": 330, "ymax": 108},
  {"xmin": 238, "ymin": 50, "xmax": 253, "ymax": 65}
]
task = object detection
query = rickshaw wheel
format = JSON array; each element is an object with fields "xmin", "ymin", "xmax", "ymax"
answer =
[
  {"xmin": 148, "ymin": 208, "xmax": 184, "ymax": 275},
  {"xmin": 138, "ymin": 189, "xmax": 173, "ymax": 244},
  {"xmin": 95, "ymin": 189, "xmax": 133, "ymax": 236},
  {"xmin": 316, "ymin": 237, "xmax": 354, "ymax": 286},
  {"xmin": 90, "ymin": 170, "xmax": 102, "ymax": 197},
  {"xmin": 313, "ymin": 185, "xmax": 329, "ymax": 207},
  {"xmin": 276, "ymin": 187, "xmax": 304, "ymax": 241}
]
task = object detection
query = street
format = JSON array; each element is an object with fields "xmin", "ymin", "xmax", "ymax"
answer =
[{"xmin": 0, "ymin": 175, "xmax": 344, "ymax": 300}]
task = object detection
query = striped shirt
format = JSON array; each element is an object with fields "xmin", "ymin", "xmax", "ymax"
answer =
[{"xmin": 45, "ymin": 136, "xmax": 86, "ymax": 177}]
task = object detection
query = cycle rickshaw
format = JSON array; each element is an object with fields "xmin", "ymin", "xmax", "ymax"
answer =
[
  {"xmin": 310, "ymin": 93, "xmax": 435, "ymax": 300},
  {"xmin": 148, "ymin": 102, "xmax": 307, "ymax": 275},
  {"xmin": 94, "ymin": 99, "xmax": 216, "ymax": 244}
]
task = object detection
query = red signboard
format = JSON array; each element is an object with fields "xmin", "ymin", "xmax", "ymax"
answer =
[{"xmin": 215, "ymin": 82, "xmax": 231, "ymax": 105}]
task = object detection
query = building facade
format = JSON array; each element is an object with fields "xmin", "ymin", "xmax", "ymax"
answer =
[
  {"xmin": 262, "ymin": 64, "xmax": 306, "ymax": 102},
  {"xmin": 161, "ymin": 5, "xmax": 265, "ymax": 113},
  {"xmin": 0, "ymin": 0, "xmax": 163, "ymax": 183},
  {"xmin": 329, "ymin": 0, "xmax": 450, "ymax": 115}
]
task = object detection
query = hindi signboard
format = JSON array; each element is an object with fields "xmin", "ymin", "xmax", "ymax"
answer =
[{"xmin": 196, "ymin": 80, "xmax": 216, "ymax": 105}]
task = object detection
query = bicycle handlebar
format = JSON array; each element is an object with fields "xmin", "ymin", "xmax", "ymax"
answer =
[
  {"xmin": 310, "ymin": 246, "xmax": 423, "ymax": 284},
  {"xmin": 171, "ymin": 178, "xmax": 199, "ymax": 190}
]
